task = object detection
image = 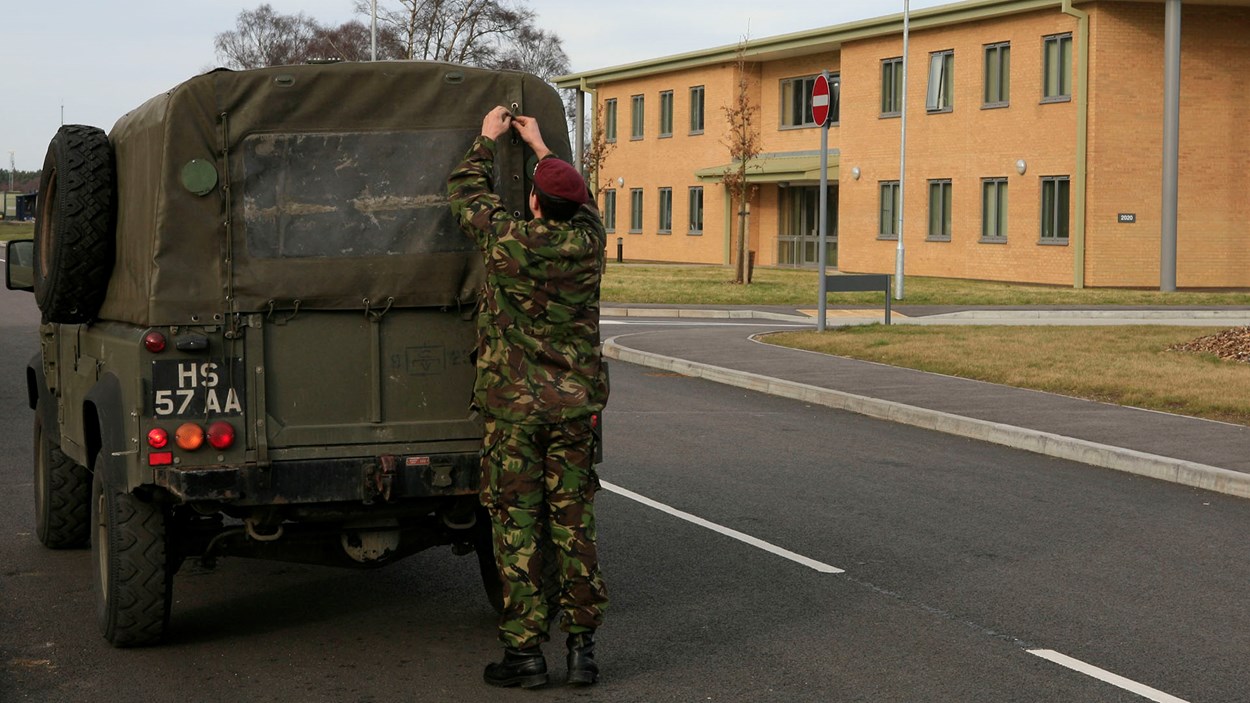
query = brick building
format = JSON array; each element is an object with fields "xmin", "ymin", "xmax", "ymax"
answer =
[{"xmin": 555, "ymin": 0, "xmax": 1250, "ymax": 288}]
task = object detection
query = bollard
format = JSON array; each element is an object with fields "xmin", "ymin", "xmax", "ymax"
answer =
[{"xmin": 616, "ymin": 237, "xmax": 623, "ymax": 264}]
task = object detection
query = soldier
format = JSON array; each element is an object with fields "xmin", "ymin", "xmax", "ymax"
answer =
[{"xmin": 448, "ymin": 106, "xmax": 610, "ymax": 688}]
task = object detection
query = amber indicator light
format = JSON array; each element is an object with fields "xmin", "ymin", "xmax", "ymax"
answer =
[{"xmin": 175, "ymin": 423, "xmax": 205, "ymax": 451}]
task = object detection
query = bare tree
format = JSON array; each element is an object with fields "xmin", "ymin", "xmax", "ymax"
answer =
[
  {"xmin": 495, "ymin": 26, "xmax": 569, "ymax": 78},
  {"xmin": 356, "ymin": 0, "xmax": 535, "ymax": 65},
  {"xmin": 581, "ymin": 100, "xmax": 616, "ymax": 196},
  {"xmin": 214, "ymin": 4, "xmax": 320, "ymax": 69},
  {"xmin": 215, "ymin": 1, "xmax": 569, "ymax": 72},
  {"xmin": 306, "ymin": 20, "xmax": 406, "ymax": 62},
  {"xmin": 496, "ymin": 24, "xmax": 573, "ymax": 120},
  {"xmin": 358, "ymin": 0, "xmax": 574, "ymax": 130},
  {"xmin": 721, "ymin": 40, "xmax": 762, "ymax": 284}
]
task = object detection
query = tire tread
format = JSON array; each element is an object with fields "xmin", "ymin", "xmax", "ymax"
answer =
[{"xmin": 93, "ymin": 466, "xmax": 171, "ymax": 648}]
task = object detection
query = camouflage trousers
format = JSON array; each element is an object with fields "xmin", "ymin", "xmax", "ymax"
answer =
[{"xmin": 480, "ymin": 417, "xmax": 608, "ymax": 650}]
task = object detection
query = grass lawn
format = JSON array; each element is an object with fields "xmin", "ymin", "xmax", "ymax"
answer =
[
  {"xmin": 603, "ymin": 264, "xmax": 1250, "ymax": 307},
  {"xmin": 765, "ymin": 325, "xmax": 1250, "ymax": 426},
  {"xmin": 605, "ymin": 264, "xmax": 1250, "ymax": 424},
  {"xmin": 0, "ymin": 222, "xmax": 34, "ymax": 241}
]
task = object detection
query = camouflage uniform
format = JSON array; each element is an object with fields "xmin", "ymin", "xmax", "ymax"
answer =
[{"xmin": 448, "ymin": 136, "xmax": 609, "ymax": 650}]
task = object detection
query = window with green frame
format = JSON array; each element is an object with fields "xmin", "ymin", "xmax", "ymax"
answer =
[
  {"xmin": 1041, "ymin": 176, "xmax": 1070, "ymax": 241},
  {"xmin": 881, "ymin": 57, "xmax": 903, "ymax": 115},
  {"xmin": 659, "ymin": 90, "xmax": 673, "ymax": 137},
  {"xmin": 689, "ymin": 86, "xmax": 705, "ymax": 134},
  {"xmin": 879, "ymin": 181, "xmax": 900, "ymax": 238},
  {"xmin": 927, "ymin": 179, "xmax": 952, "ymax": 240},
  {"xmin": 926, "ymin": 50, "xmax": 954, "ymax": 112},
  {"xmin": 604, "ymin": 99, "xmax": 617, "ymax": 142},
  {"xmin": 1043, "ymin": 33, "xmax": 1073, "ymax": 101},
  {"xmin": 984, "ymin": 42, "xmax": 1010, "ymax": 106},
  {"xmin": 629, "ymin": 188, "xmax": 643, "ymax": 232},
  {"xmin": 603, "ymin": 189, "xmax": 617, "ymax": 232},
  {"xmin": 981, "ymin": 178, "xmax": 1008, "ymax": 240},
  {"xmin": 658, "ymin": 187, "xmax": 672, "ymax": 233},
  {"xmin": 688, "ymin": 187, "xmax": 704, "ymax": 234},
  {"xmin": 780, "ymin": 75, "xmax": 836, "ymax": 127},
  {"xmin": 630, "ymin": 95, "xmax": 644, "ymax": 139}
]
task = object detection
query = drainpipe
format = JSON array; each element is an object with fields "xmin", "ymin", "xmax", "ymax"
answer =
[
  {"xmin": 575, "ymin": 79, "xmax": 589, "ymax": 179},
  {"xmin": 1061, "ymin": 0, "xmax": 1089, "ymax": 288},
  {"xmin": 1160, "ymin": 0, "xmax": 1181, "ymax": 292},
  {"xmin": 578, "ymin": 78, "xmax": 596, "ymax": 189}
]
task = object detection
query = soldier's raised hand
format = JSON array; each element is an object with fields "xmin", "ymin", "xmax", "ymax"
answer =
[
  {"xmin": 511, "ymin": 115, "xmax": 551, "ymax": 161},
  {"xmin": 481, "ymin": 106, "xmax": 513, "ymax": 141}
]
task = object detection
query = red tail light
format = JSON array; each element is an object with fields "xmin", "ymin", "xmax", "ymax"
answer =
[
  {"xmin": 143, "ymin": 331, "xmax": 167, "ymax": 353},
  {"xmin": 206, "ymin": 421, "xmax": 236, "ymax": 450},
  {"xmin": 147, "ymin": 428, "xmax": 168, "ymax": 449}
]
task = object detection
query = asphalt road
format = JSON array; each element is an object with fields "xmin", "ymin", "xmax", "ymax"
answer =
[{"xmin": 3, "ymin": 289, "xmax": 1249, "ymax": 702}]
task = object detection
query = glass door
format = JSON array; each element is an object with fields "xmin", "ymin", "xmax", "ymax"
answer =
[{"xmin": 778, "ymin": 185, "xmax": 837, "ymax": 268}]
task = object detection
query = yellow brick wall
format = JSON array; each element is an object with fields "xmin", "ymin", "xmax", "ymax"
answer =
[
  {"xmin": 838, "ymin": 8, "xmax": 1081, "ymax": 284},
  {"xmin": 590, "ymin": 1, "xmax": 1250, "ymax": 287},
  {"xmin": 596, "ymin": 65, "xmax": 739, "ymax": 264},
  {"xmin": 1085, "ymin": 2, "xmax": 1250, "ymax": 288},
  {"xmin": 595, "ymin": 53, "xmax": 849, "ymax": 266},
  {"xmin": 759, "ymin": 54, "xmax": 842, "ymax": 155},
  {"xmin": 754, "ymin": 55, "xmax": 841, "ymax": 267}
]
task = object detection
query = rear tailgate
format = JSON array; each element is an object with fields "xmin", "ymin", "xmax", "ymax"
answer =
[{"xmin": 255, "ymin": 308, "xmax": 479, "ymax": 452}]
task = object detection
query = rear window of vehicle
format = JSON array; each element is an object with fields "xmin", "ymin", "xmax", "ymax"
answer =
[{"xmin": 241, "ymin": 130, "xmax": 478, "ymax": 258}]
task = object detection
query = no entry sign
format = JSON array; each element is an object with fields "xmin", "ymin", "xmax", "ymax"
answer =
[{"xmin": 812, "ymin": 73, "xmax": 831, "ymax": 127}]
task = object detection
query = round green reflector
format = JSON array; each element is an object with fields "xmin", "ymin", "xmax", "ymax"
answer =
[{"xmin": 181, "ymin": 159, "xmax": 218, "ymax": 196}]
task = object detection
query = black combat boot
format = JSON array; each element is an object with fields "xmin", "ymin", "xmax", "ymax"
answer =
[
  {"xmin": 483, "ymin": 647, "xmax": 548, "ymax": 688},
  {"xmin": 566, "ymin": 632, "xmax": 599, "ymax": 685}
]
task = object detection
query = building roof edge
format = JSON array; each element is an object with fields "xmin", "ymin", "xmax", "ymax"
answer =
[{"xmin": 554, "ymin": 0, "xmax": 1070, "ymax": 89}]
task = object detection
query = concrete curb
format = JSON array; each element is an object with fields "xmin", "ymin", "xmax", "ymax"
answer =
[
  {"xmin": 603, "ymin": 336, "xmax": 1250, "ymax": 500},
  {"xmin": 602, "ymin": 307, "xmax": 812, "ymax": 322},
  {"xmin": 602, "ymin": 306, "xmax": 1250, "ymax": 326},
  {"xmin": 930, "ymin": 309, "xmax": 1250, "ymax": 320}
]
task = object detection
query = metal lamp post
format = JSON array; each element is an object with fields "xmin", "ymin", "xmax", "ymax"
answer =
[{"xmin": 894, "ymin": 0, "xmax": 910, "ymax": 300}]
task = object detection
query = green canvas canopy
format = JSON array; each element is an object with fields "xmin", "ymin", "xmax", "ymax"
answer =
[{"xmin": 101, "ymin": 61, "xmax": 571, "ymax": 326}]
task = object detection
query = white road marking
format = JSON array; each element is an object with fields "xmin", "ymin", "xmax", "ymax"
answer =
[
  {"xmin": 603, "ymin": 480, "xmax": 1191, "ymax": 697},
  {"xmin": 599, "ymin": 480, "xmax": 843, "ymax": 574},
  {"xmin": 1028, "ymin": 649, "xmax": 1191, "ymax": 703}
]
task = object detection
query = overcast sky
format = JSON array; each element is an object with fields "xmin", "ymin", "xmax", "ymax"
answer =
[{"xmin": 1, "ymin": 0, "xmax": 950, "ymax": 173}]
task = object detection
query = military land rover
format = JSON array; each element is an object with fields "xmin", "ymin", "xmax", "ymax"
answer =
[{"xmin": 5, "ymin": 61, "xmax": 576, "ymax": 646}]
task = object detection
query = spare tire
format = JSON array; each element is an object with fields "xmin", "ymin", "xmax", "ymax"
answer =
[{"xmin": 34, "ymin": 124, "xmax": 116, "ymax": 324}]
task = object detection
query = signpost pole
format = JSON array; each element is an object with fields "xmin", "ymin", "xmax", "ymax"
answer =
[
  {"xmin": 810, "ymin": 71, "xmax": 830, "ymax": 330},
  {"xmin": 817, "ymin": 71, "xmax": 830, "ymax": 332}
]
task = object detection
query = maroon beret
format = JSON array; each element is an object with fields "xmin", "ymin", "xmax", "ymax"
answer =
[{"xmin": 533, "ymin": 157, "xmax": 589, "ymax": 205}]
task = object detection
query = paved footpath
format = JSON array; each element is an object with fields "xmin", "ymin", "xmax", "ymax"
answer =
[{"xmin": 602, "ymin": 306, "xmax": 1250, "ymax": 499}]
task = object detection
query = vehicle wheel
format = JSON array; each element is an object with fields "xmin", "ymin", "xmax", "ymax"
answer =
[
  {"xmin": 33, "ymin": 124, "xmax": 115, "ymax": 324},
  {"xmin": 92, "ymin": 460, "xmax": 173, "ymax": 647},
  {"xmin": 33, "ymin": 402, "xmax": 89, "ymax": 548},
  {"xmin": 473, "ymin": 507, "xmax": 505, "ymax": 614}
]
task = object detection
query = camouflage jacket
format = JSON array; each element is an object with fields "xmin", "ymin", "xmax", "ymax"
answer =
[{"xmin": 448, "ymin": 136, "xmax": 609, "ymax": 424}]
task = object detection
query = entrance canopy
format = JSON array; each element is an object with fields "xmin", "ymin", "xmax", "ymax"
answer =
[{"xmin": 694, "ymin": 151, "xmax": 838, "ymax": 184}]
